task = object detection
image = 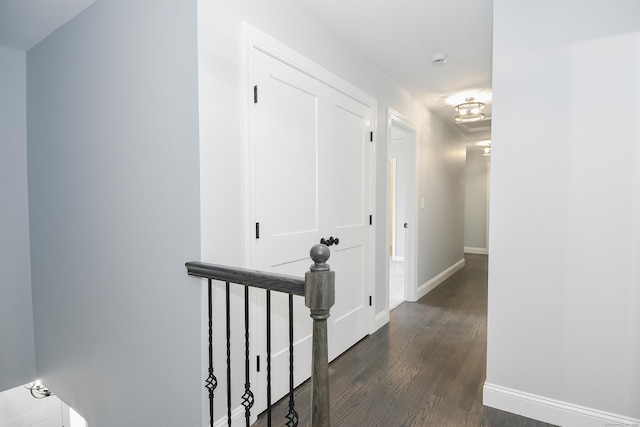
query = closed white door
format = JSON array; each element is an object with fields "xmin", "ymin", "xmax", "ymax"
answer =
[{"xmin": 250, "ymin": 49, "xmax": 373, "ymax": 412}]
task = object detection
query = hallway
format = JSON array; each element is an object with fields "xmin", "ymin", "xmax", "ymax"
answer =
[{"xmin": 254, "ymin": 254, "xmax": 557, "ymax": 426}]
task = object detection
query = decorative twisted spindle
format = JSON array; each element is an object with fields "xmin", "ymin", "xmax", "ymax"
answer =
[
  {"xmin": 305, "ymin": 244, "xmax": 335, "ymax": 427},
  {"xmin": 205, "ymin": 279, "xmax": 218, "ymax": 427},
  {"xmin": 226, "ymin": 283, "xmax": 232, "ymax": 426}
]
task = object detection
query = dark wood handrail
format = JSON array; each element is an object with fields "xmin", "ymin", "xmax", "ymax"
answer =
[{"xmin": 185, "ymin": 261, "xmax": 306, "ymax": 296}]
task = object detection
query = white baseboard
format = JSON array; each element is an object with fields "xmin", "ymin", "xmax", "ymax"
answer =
[
  {"xmin": 372, "ymin": 309, "xmax": 389, "ymax": 333},
  {"xmin": 214, "ymin": 405, "xmax": 251, "ymax": 427},
  {"xmin": 483, "ymin": 382, "xmax": 640, "ymax": 427},
  {"xmin": 464, "ymin": 246, "xmax": 488, "ymax": 255},
  {"xmin": 415, "ymin": 258, "xmax": 465, "ymax": 301}
]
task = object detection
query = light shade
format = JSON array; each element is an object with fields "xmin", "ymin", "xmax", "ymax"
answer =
[{"xmin": 454, "ymin": 97, "xmax": 486, "ymax": 122}]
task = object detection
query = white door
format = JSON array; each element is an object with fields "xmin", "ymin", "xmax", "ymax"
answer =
[{"xmin": 250, "ymin": 49, "xmax": 373, "ymax": 412}]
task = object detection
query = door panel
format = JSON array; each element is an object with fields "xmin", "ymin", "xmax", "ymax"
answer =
[
  {"xmin": 323, "ymin": 104, "xmax": 367, "ymax": 228},
  {"xmin": 251, "ymin": 48, "xmax": 373, "ymax": 412},
  {"xmin": 253, "ymin": 51, "xmax": 322, "ymax": 269},
  {"xmin": 321, "ymin": 92, "xmax": 371, "ymax": 360}
]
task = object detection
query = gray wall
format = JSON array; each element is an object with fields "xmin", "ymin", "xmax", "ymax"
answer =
[
  {"xmin": 417, "ymin": 114, "xmax": 466, "ymax": 286},
  {"xmin": 487, "ymin": 0, "xmax": 640, "ymax": 423},
  {"xmin": 0, "ymin": 45, "xmax": 36, "ymax": 392},
  {"xmin": 26, "ymin": 1, "xmax": 201, "ymax": 425},
  {"xmin": 464, "ymin": 148, "xmax": 489, "ymax": 252}
]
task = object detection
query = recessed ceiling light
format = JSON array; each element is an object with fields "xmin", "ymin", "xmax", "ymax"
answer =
[{"xmin": 431, "ymin": 53, "xmax": 447, "ymax": 66}]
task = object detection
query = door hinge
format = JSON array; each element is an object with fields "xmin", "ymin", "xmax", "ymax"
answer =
[
  {"xmin": 254, "ymin": 85, "xmax": 258, "ymax": 103},
  {"xmin": 370, "ymin": 131, "xmax": 373, "ymax": 142},
  {"xmin": 369, "ymin": 296, "xmax": 372, "ymax": 306},
  {"xmin": 256, "ymin": 222, "xmax": 260, "ymax": 239},
  {"xmin": 369, "ymin": 215, "xmax": 372, "ymax": 225},
  {"xmin": 256, "ymin": 355, "xmax": 260, "ymax": 372}
]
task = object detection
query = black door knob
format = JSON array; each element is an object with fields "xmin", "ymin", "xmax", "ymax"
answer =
[{"xmin": 320, "ymin": 236, "xmax": 340, "ymax": 246}]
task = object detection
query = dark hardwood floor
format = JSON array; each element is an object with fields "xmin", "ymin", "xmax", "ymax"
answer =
[{"xmin": 253, "ymin": 254, "xmax": 557, "ymax": 426}]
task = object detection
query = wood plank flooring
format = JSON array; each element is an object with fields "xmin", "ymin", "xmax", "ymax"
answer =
[{"xmin": 253, "ymin": 254, "xmax": 557, "ymax": 427}]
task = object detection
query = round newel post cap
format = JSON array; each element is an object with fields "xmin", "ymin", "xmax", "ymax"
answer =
[{"xmin": 310, "ymin": 244, "xmax": 330, "ymax": 271}]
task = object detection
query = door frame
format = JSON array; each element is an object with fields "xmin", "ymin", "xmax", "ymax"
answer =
[
  {"xmin": 242, "ymin": 22, "xmax": 377, "ymax": 423},
  {"xmin": 385, "ymin": 108, "xmax": 418, "ymax": 310}
]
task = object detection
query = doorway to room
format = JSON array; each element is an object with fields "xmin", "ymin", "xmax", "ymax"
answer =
[{"xmin": 387, "ymin": 109, "xmax": 417, "ymax": 310}]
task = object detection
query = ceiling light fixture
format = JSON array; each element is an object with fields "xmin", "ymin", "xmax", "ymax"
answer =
[
  {"xmin": 25, "ymin": 380, "xmax": 53, "ymax": 399},
  {"xmin": 454, "ymin": 97, "xmax": 486, "ymax": 122}
]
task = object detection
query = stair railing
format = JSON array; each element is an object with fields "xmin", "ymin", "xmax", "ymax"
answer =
[{"xmin": 185, "ymin": 244, "xmax": 334, "ymax": 427}]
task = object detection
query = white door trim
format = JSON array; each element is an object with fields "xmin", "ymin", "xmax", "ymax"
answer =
[{"xmin": 386, "ymin": 108, "xmax": 418, "ymax": 311}]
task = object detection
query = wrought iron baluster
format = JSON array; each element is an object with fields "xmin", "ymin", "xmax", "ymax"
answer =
[
  {"xmin": 241, "ymin": 285, "xmax": 254, "ymax": 426},
  {"xmin": 226, "ymin": 282, "xmax": 232, "ymax": 427},
  {"xmin": 286, "ymin": 294, "xmax": 299, "ymax": 426},
  {"xmin": 266, "ymin": 290, "xmax": 272, "ymax": 427},
  {"xmin": 205, "ymin": 279, "xmax": 218, "ymax": 427},
  {"xmin": 186, "ymin": 246, "xmax": 330, "ymax": 427}
]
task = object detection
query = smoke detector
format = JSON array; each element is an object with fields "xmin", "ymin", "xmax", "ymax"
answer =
[{"xmin": 431, "ymin": 53, "xmax": 448, "ymax": 66}]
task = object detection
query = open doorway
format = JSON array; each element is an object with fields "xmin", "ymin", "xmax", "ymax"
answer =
[
  {"xmin": 387, "ymin": 109, "xmax": 417, "ymax": 311},
  {"xmin": 389, "ymin": 143, "xmax": 406, "ymax": 308}
]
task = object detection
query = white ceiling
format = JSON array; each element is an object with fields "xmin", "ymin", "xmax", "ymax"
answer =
[
  {"xmin": 0, "ymin": 0, "xmax": 94, "ymax": 51},
  {"xmin": 0, "ymin": 0, "xmax": 493, "ymax": 140},
  {"xmin": 293, "ymin": 0, "xmax": 493, "ymax": 141}
]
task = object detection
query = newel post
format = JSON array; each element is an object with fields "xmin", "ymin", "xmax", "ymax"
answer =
[{"xmin": 305, "ymin": 244, "xmax": 335, "ymax": 427}]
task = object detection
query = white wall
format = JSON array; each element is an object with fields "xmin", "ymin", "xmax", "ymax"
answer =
[
  {"xmin": 197, "ymin": 0, "xmax": 466, "ymax": 421},
  {"xmin": 486, "ymin": 1, "xmax": 640, "ymax": 425},
  {"xmin": 26, "ymin": 1, "xmax": 202, "ymax": 426},
  {"xmin": 0, "ymin": 45, "xmax": 36, "ymax": 392},
  {"xmin": 464, "ymin": 148, "xmax": 489, "ymax": 253}
]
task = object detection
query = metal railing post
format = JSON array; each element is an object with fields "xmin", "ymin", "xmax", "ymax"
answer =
[{"xmin": 305, "ymin": 244, "xmax": 335, "ymax": 427}]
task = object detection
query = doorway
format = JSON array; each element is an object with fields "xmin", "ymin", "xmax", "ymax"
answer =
[{"xmin": 387, "ymin": 109, "xmax": 417, "ymax": 312}]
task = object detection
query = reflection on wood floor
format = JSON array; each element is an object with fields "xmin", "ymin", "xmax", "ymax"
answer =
[{"xmin": 253, "ymin": 254, "xmax": 558, "ymax": 427}]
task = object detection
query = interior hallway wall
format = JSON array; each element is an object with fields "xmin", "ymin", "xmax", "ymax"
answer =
[
  {"xmin": 417, "ymin": 115, "xmax": 466, "ymax": 288},
  {"xmin": 487, "ymin": 1, "xmax": 640, "ymax": 424},
  {"xmin": 0, "ymin": 45, "xmax": 36, "ymax": 392},
  {"xmin": 26, "ymin": 1, "xmax": 201, "ymax": 425}
]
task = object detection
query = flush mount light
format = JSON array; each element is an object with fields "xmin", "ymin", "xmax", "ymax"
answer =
[
  {"xmin": 25, "ymin": 380, "xmax": 52, "ymax": 399},
  {"xmin": 454, "ymin": 97, "xmax": 486, "ymax": 122}
]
